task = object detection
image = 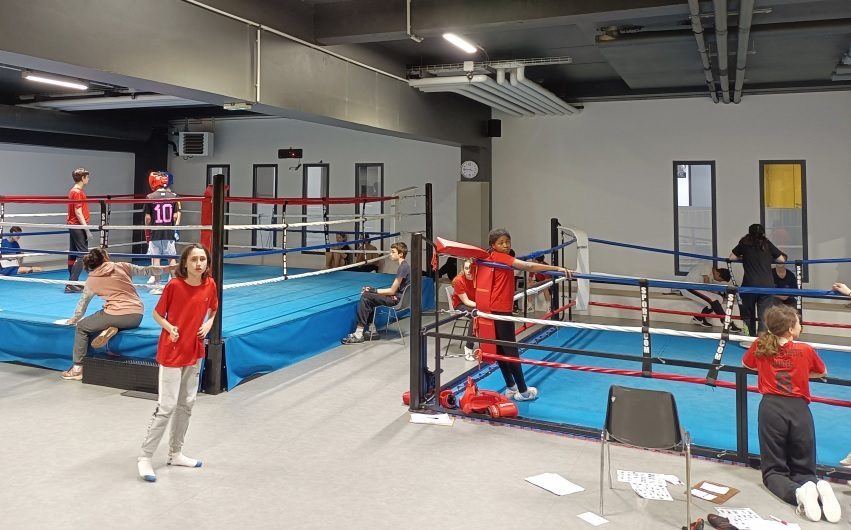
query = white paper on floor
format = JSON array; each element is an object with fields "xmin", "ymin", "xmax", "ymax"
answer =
[
  {"xmin": 715, "ymin": 507, "xmax": 764, "ymax": 530},
  {"xmin": 748, "ymin": 521, "xmax": 800, "ymax": 530},
  {"xmin": 524, "ymin": 473, "xmax": 584, "ymax": 496},
  {"xmin": 617, "ymin": 470, "xmax": 674, "ymax": 501},
  {"xmin": 576, "ymin": 512, "xmax": 609, "ymax": 526},
  {"xmin": 409, "ymin": 413, "xmax": 454, "ymax": 426},
  {"xmin": 53, "ymin": 319, "xmax": 71, "ymax": 325},
  {"xmin": 690, "ymin": 488, "xmax": 717, "ymax": 501},
  {"xmin": 701, "ymin": 482, "xmax": 730, "ymax": 495}
]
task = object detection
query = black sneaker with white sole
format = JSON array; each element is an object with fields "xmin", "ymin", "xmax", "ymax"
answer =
[
  {"xmin": 341, "ymin": 333, "xmax": 365, "ymax": 344},
  {"xmin": 692, "ymin": 317, "xmax": 713, "ymax": 328}
]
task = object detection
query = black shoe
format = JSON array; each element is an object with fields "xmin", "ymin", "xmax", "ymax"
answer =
[
  {"xmin": 707, "ymin": 514, "xmax": 739, "ymax": 530},
  {"xmin": 64, "ymin": 285, "xmax": 83, "ymax": 293},
  {"xmin": 729, "ymin": 323, "xmax": 742, "ymax": 333},
  {"xmin": 341, "ymin": 333, "xmax": 365, "ymax": 344},
  {"xmin": 692, "ymin": 317, "xmax": 712, "ymax": 328}
]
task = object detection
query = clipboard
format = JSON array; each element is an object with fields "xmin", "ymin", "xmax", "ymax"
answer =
[{"xmin": 690, "ymin": 480, "xmax": 740, "ymax": 504}]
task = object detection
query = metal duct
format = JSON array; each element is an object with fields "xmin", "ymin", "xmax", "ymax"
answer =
[
  {"xmin": 713, "ymin": 0, "xmax": 731, "ymax": 103},
  {"xmin": 733, "ymin": 0, "xmax": 755, "ymax": 103},
  {"xmin": 687, "ymin": 0, "xmax": 718, "ymax": 103},
  {"xmin": 409, "ymin": 69, "xmax": 577, "ymax": 117}
]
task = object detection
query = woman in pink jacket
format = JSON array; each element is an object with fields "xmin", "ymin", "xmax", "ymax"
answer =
[{"xmin": 61, "ymin": 248, "xmax": 171, "ymax": 380}]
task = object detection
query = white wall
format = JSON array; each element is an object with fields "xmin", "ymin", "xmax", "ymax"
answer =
[
  {"xmin": 167, "ymin": 117, "xmax": 460, "ymax": 267},
  {"xmin": 492, "ymin": 91, "xmax": 851, "ymax": 289},
  {"xmin": 0, "ymin": 143, "xmax": 135, "ymax": 262}
]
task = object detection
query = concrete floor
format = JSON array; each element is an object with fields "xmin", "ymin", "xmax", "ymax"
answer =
[{"xmin": 1, "ymin": 317, "xmax": 850, "ymax": 529}]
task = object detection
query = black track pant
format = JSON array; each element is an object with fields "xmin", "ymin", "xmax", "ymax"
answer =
[
  {"xmin": 493, "ymin": 313, "xmax": 528, "ymax": 393},
  {"xmin": 68, "ymin": 228, "xmax": 87, "ymax": 281},
  {"xmin": 758, "ymin": 394, "xmax": 818, "ymax": 505},
  {"xmin": 356, "ymin": 291, "xmax": 396, "ymax": 327},
  {"xmin": 740, "ymin": 293, "xmax": 773, "ymax": 337}
]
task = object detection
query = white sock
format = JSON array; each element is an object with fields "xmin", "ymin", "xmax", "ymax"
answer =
[
  {"xmin": 169, "ymin": 452, "xmax": 202, "ymax": 468},
  {"xmin": 354, "ymin": 328, "xmax": 364, "ymax": 339},
  {"xmin": 137, "ymin": 458, "xmax": 156, "ymax": 482}
]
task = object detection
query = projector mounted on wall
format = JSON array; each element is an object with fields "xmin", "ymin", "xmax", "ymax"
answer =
[{"xmin": 178, "ymin": 132, "xmax": 214, "ymax": 157}]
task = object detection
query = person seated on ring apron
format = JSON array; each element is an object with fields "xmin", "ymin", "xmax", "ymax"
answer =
[
  {"xmin": 681, "ymin": 261, "xmax": 741, "ymax": 332},
  {"xmin": 0, "ymin": 226, "xmax": 43, "ymax": 276}
]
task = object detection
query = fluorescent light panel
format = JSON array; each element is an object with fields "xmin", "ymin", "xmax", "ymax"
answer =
[
  {"xmin": 442, "ymin": 33, "xmax": 477, "ymax": 54},
  {"xmin": 24, "ymin": 73, "xmax": 88, "ymax": 91}
]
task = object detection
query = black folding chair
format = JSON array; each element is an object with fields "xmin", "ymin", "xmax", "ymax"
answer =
[{"xmin": 600, "ymin": 385, "xmax": 693, "ymax": 528}]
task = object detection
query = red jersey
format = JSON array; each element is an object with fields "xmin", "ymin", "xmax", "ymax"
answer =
[
  {"xmin": 154, "ymin": 277, "xmax": 219, "ymax": 367},
  {"xmin": 742, "ymin": 341, "xmax": 826, "ymax": 402},
  {"xmin": 476, "ymin": 250, "xmax": 515, "ymax": 313},
  {"xmin": 451, "ymin": 272, "xmax": 475, "ymax": 309},
  {"xmin": 67, "ymin": 187, "xmax": 90, "ymax": 225}
]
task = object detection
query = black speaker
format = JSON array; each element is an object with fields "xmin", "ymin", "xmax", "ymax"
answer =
[
  {"xmin": 278, "ymin": 148, "xmax": 303, "ymax": 159},
  {"xmin": 486, "ymin": 119, "xmax": 501, "ymax": 137}
]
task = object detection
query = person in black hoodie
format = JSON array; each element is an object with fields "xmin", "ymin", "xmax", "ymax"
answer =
[{"xmin": 729, "ymin": 223, "xmax": 785, "ymax": 336}]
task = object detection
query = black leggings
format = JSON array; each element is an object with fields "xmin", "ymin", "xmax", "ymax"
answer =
[
  {"xmin": 758, "ymin": 394, "xmax": 817, "ymax": 505},
  {"xmin": 740, "ymin": 293, "xmax": 773, "ymax": 336},
  {"xmin": 493, "ymin": 312, "xmax": 528, "ymax": 393}
]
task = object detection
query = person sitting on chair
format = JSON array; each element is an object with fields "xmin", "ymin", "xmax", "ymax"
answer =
[
  {"xmin": 341, "ymin": 241, "xmax": 410, "ymax": 344},
  {"xmin": 325, "ymin": 233, "xmax": 352, "ymax": 269},
  {"xmin": 772, "ymin": 264, "xmax": 798, "ymax": 308},
  {"xmin": 350, "ymin": 233, "xmax": 381, "ymax": 273},
  {"xmin": 526, "ymin": 255, "xmax": 553, "ymax": 311},
  {"xmin": 451, "ymin": 259, "xmax": 477, "ymax": 361}
]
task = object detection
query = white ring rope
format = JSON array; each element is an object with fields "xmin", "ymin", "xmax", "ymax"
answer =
[
  {"xmin": 222, "ymin": 254, "xmax": 389, "ymax": 290},
  {"xmin": 470, "ymin": 309, "xmax": 851, "ymax": 353},
  {"xmin": 513, "ymin": 277, "xmax": 567, "ymax": 301}
]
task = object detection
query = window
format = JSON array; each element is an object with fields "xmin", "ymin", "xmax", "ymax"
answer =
[
  {"xmin": 252, "ymin": 164, "xmax": 277, "ymax": 249},
  {"xmin": 302, "ymin": 163, "xmax": 329, "ymax": 253},
  {"xmin": 355, "ymin": 163, "xmax": 384, "ymax": 249},
  {"xmin": 206, "ymin": 165, "xmax": 230, "ymax": 245},
  {"xmin": 760, "ymin": 160, "xmax": 808, "ymax": 280},
  {"xmin": 673, "ymin": 161, "xmax": 717, "ymax": 275}
]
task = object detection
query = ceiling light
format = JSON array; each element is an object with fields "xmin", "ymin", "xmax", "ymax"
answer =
[
  {"xmin": 19, "ymin": 94, "xmax": 208, "ymax": 111},
  {"xmin": 223, "ymin": 101, "xmax": 253, "ymax": 111},
  {"xmin": 442, "ymin": 33, "xmax": 477, "ymax": 54},
  {"xmin": 23, "ymin": 72, "xmax": 88, "ymax": 91}
]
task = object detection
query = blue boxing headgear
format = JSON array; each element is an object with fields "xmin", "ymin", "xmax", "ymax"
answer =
[{"xmin": 164, "ymin": 171, "xmax": 174, "ymax": 188}]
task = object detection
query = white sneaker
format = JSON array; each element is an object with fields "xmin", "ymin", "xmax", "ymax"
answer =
[
  {"xmin": 504, "ymin": 385, "xmax": 518, "ymax": 399},
  {"xmin": 147, "ymin": 276, "xmax": 157, "ymax": 284},
  {"xmin": 795, "ymin": 481, "xmax": 821, "ymax": 522},
  {"xmin": 840, "ymin": 452, "xmax": 851, "ymax": 467},
  {"xmin": 514, "ymin": 387, "xmax": 538, "ymax": 401},
  {"xmin": 137, "ymin": 457, "xmax": 156, "ymax": 482},
  {"xmin": 464, "ymin": 346, "xmax": 475, "ymax": 361},
  {"xmin": 150, "ymin": 287, "xmax": 163, "ymax": 295},
  {"xmin": 816, "ymin": 480, "xmax": 841, "ymax": 523}
]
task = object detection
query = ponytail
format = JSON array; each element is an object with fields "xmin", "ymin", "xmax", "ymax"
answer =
[{"xmin": 755, "ymin": 330, "xmax": 782, "ymax": 357}]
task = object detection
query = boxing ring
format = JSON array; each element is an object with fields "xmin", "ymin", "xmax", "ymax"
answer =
[
  {"xmin": 409, "ymin": 221, "xmax": 851, "ymax": 477},
  {"xmin": 0, "ymin": 178, "xmax": 434, "ymax": 391}
]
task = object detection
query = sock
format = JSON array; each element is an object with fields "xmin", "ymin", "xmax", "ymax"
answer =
[
  {"xmin": 354, "ymin": 327, "xmax": 364, "ymax": 339},
  {"xmin": 137, "ymin": 457, "xmax": 156, "ymax": 482},
  {"xmin": 169, "ymin": 452, "xmax": 202, "ymax": 468}
]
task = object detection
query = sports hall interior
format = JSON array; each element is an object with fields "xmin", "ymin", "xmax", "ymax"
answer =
[{"xmin": 1, "ymin": 1, "xmax": 851, "ymax": 528}]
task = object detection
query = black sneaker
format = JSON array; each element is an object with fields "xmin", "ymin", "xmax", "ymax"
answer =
[
  {"xmin": 64, "ymin": 285, "xmax": 83, "ymax": 293},
  {"xmin": 729, "ymin": 323, "xmax": 742, "ymax": 333},
  {"xmin": 692, "ymin": 316, "xmax": 712, "ymax": 328},
  {"xmin": 341, "ymin": 333, "xmax": 365, "ymax": 344}
]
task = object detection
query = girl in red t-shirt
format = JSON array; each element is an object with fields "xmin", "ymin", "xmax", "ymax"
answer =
[
  {"xmin": 742, "ymin": 305, "xmax": 840, "ymax": 523},
  {"xmin": 137, "ymin": 244, "xmax": 219, "ymax": 483},
  {"xmin": 451, "ymin": 259, "xmax": 477, "ymax": 360},
  {"xmin": 480, "ymin": 229, "xmax": 570, "ymax": 402}
]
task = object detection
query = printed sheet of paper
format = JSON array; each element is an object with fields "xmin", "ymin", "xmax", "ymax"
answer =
[
  {"xmin": 616, "ymin": 470, "xmax": 666, "ymax": 485},
  {"xmin": 630, "ymin": 481, "xmax": 674, "ymax": 501},
  {"xmin": 748, "ymin": 521, "xmax": 801, "ymax": 530},
  {"xmin": 715, "ymin": 508, "xmax": 764, "ymax": 530},
  {"xmin": 409, "ymin": 413, "xmax": 454, "ymax": 426},
  {"xmin": 576, "ymin": 512, "xmax": 609, "ymax": 526},
  {"xmin": 525, "ymin": 473, "xmax": 584, "ymax": 496}
]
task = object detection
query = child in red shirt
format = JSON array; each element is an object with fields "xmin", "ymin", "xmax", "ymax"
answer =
[
  {"xmin": 479, "ymin": 229, "xmax": 570, "ymax": 401},
  {"xmin": 137, "ymin": 244, "xmax": 219, "ymax": 483},
  {"xmin": 742, "ymin": 304, "xmax": 840, "ymax": 523},
  {"xmin": 451, "ymin": 259, "xmax": 477, "ymax": 360}
]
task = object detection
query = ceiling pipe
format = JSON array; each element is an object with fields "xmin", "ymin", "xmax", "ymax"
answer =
[
  {"xmin": 513, "ymin": 66, "xmax": 579, "ymax": 114},
  {"xmin": 733, "ymin": 0, "xmax": 755, "ymax": 103},
  {"xmin": 686, "ymin": 0, "xmax": 718, "ymax": 103},
  {"xmin": 495, "ymin": 69, "xmax": 559, "ymax": 115},
  {"xmin": 713, "ymin": 0, "xmax": 731, "ymax": 103}
]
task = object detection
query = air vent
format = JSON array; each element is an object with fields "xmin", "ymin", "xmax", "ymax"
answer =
[{"xmin": 178, "ymin": 132, "xmax": 213, "ymax": 157}]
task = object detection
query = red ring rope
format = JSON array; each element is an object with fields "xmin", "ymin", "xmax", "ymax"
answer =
[
  {"xmin": 479, "ymin": 351, "xmax": 851, "ymax": 408},
  {"xmin": 590, "ymin": 301, "xmax": 851, "ymax": 330}
]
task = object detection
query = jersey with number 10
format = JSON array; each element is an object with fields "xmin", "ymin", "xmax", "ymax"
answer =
[{"xmin": 145, "ymin": 189, "xmax": 180, "ymax": 241}]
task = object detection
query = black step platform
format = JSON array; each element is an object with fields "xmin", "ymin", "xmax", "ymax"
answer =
[{"xmin": 83, "ymin": 356, "xmax": 158, "ymax": 394}]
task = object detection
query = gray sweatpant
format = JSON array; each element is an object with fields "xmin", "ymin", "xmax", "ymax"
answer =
[
  {"xmin": 139, "ymin": 359, "xmax": 202, "ymax": 459},
  {"xmin": 73, "ymin": 311, "xmax": 143, "ymax": 364}
]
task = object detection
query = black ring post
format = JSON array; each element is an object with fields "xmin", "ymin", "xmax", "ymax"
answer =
[
  {"xmin": 550, "ymin": 217, "xmax": 560, "ymax": 316},
  {"xmin": 424, "ymin": 183, "xmax": 433, "ymax": 276},
  {"xmin": 98, "ymin": 199, "xmax": 108, "ymax": 248},
  {"xmin": 204, "ymin": 173, "xmax": 226, "ymax": 395},
  {"xmin": 409, "ymin": 232, "xmax": 425, "ymax": 410},
  {"xmin": 706, "ymin": 287, "xmax": 737, "ymax": 386}
]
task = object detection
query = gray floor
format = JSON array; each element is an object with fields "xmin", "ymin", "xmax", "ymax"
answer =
[{"xmin": 1, "ymin": 321, "xmax": 850, "ymax": 529}]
